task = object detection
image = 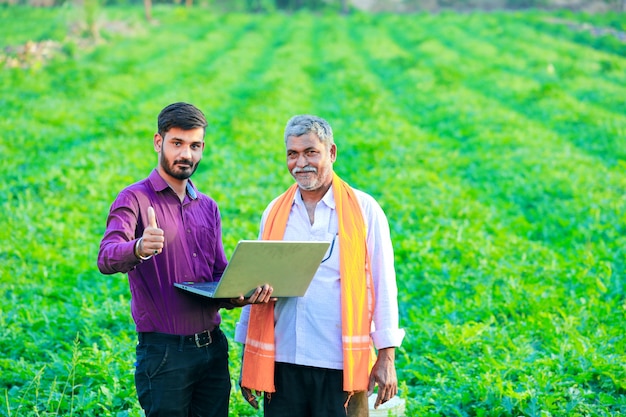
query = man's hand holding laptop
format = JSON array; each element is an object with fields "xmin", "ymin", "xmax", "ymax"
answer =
[{"xmin": 229, "ymin": 284, "xmax": 275, "ymax": 307}]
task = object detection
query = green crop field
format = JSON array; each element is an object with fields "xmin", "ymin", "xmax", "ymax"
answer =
[{"xmin": 1, "ymin": 4, "xmax": 625, "ymax": 416}]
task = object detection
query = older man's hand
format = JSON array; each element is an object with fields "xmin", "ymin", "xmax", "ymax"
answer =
[{"xmin": 229, "ymin": 284, "xmax": 274, "ymax": 307}]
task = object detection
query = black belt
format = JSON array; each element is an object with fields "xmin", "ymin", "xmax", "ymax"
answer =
[{"xmin": 138, "ymin": 328, "xmax": 220, "ymax": 348}]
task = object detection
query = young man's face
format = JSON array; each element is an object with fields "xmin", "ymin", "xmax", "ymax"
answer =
[
  {"xmin": 155, "ymin": 127, "xmax": 205, "ymax": 181},
  {"xmin": 286, "ymin": 132, "xmax": 336, "ymax": 192}
]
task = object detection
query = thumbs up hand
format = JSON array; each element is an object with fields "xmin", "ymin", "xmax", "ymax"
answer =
[{"xmin": 137, "ymin": 206, "xmax": 165, "ymax": 258}]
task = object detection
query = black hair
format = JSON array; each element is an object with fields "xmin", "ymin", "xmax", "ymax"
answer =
[{"xmin": 157, "ymin": 102, "xmax": 208, "ymax": 138}]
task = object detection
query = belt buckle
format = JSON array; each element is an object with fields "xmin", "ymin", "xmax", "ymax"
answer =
[{"xmin": 194, "ymin": 330, "xmax": 212, "ymax": 348}]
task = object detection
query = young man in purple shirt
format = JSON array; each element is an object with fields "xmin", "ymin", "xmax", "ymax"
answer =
[{"xmin": 98, "ymin": 102, "xmax": 272, "ymax": 417}]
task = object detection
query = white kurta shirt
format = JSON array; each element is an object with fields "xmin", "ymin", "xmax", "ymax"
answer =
[{"xmin": 235, "ymin": 185, "xmax": 405, "ymax": 370}]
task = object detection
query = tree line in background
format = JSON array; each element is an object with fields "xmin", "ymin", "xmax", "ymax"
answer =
[{"xmin": 4, "ymin": 0, "xmax": 625, "ymax": 12}]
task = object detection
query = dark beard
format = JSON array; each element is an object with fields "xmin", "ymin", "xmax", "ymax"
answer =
[{"xmin": 161, "ymin": 157, "xmax": 199, "ymax": 180}]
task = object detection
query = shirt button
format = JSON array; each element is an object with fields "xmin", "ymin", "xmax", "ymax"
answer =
[
  {"xmin": 193, "ymin": 253, "xmax": 197, "ymax": 258},
  {"xmin": 187, "ymin": 229, "xmax": 191, "ymax": 233}
]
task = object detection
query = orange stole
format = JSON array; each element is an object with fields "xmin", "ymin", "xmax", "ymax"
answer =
[{"xmin": 241, "ymin": 173, "xmax": 375, "ymax": 393}]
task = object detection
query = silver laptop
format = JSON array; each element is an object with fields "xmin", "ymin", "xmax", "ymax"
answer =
[{"xmin": 174, "ymin": 240, "xmax": 331, "ymax": 299}]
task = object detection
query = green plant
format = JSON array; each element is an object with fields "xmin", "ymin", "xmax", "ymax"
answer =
[{"xmin": 0, "ymin": 6, "xmax": 624, "ymax": 416}]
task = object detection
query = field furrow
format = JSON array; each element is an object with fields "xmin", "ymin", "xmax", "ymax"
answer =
[{"xmin": 1, "ymin": 7, "xmax": 624, "ymax": 417}]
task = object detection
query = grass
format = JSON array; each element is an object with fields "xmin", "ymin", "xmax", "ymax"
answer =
[{"xmin": 0, "ymin": 4, "xmax": 625, "ymax": 416}]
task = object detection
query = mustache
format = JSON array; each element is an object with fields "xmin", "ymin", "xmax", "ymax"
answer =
[
  {"xmin": 174, "ymin": 159, "xmax": 193, "ymax": 167},
  {"xmin": 292, "ymin": 166, "xmax": 317, "ymax": 174}
]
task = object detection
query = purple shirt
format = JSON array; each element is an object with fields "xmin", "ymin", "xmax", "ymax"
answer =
[{"xmin": 97, "ymin": 169, "xmax": 228, "ymax": 335}]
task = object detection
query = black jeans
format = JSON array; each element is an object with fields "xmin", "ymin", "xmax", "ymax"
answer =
[{"xmin": 135, "ymin": 328, "xmax": 230, "ymax": 417}]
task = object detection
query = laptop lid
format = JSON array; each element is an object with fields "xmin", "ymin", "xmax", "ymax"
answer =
[{"xmin": 174, "ymin": 240, "xmax": 331, "ymax": 299}]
